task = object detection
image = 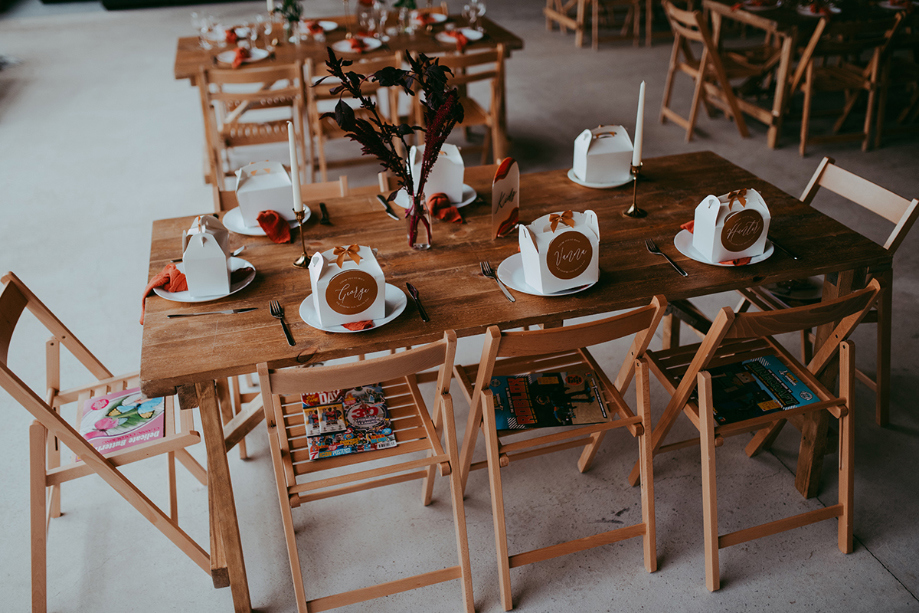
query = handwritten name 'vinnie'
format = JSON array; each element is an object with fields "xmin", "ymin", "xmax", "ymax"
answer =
[{"xmin": 554, "ymin": 246, "xmax": 589, "ymax": 267}]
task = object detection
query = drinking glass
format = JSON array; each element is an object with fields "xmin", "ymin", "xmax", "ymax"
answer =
[
  {"xmin": 192, "ymin": 12, "xmax": 212, "ymax": 50},
  {"xmin": 473, "ymin": 0, "xmax": 486, "ymax": 32},
  {"xmin": 462, "ymin": 4, "xmax": 476, "ymax": 31}
]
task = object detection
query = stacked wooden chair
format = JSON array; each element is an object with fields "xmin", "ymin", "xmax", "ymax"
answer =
[
  {"xmin": 453, "ymin": 297, "xmax": 667, "ymax": 609},
  {"xmin": 630, "ymin": 281, "xmax": 880, "ymax": 590},
  {"xmin": 0, "ymin": 272, "xmax": 209, "ymax": 613},
  {"xmin": 257, "ymin": 331, "xmax": 474, "ymax": 612},
  {"xmin": 545, "ymin": 0, "xmax": 647, "ymax": 49}
]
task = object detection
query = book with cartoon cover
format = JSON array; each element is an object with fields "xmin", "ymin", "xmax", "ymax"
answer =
[
  {"xmin": 487, "ymin": 368, "xmax": 610, "ymax": 431},
  {"xmin": 301, "ymin": 384, "xmax": 397, "ymax": 460},
  {"xmin": 75, "ymin": 388, "xmax": 166, "ymax": 460},
  {"xmin": 706, "ymin": 354, "xmax": 820, "ymax": 425}
]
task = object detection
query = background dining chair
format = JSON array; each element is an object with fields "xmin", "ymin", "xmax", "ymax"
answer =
[
  {"xmin": 305, "ymin": 53, "xmax": 402, "ymax": 182},
  {"xmin": 197, "ymin": 61, "xmax": 309, "ymax": 192},
  {"xmin": 257, "ymin": 331, "xmax": 474, "ymax": 612},
  {"xmin": 875, "ymin": 12, "xmax": 919, "ymax": 148},
  {"xmin": 633, "ymin": 281, "xmax": 879, "ymax": 590},
  {"xmin": 453, "ymin": 297, "xmax": 666, "ymax": 610},
  {"xmin": 544, "ymin": 0, "xmax": 645, "ymax": 49},
  {"xmin": 0, "ymin": 272, "xmax": 210, "ymax": 613},
  {"xmin": 659, "ymin": 1, "xmax": 755, "ymax": 141}
]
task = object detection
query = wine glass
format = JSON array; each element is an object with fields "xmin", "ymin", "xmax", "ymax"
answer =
[
  {"xmin": 462, "ymin": 3, "xmax": 477, "ymax": 32},
  {"xmin": 192, "ymin": 12, "xmax": 212, "ymax": 50},
  {"xmin": 473, "ymin": 0, "xmax": 486, "ymax": 32}
]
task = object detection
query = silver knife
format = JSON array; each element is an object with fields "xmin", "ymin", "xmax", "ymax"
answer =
[
  {"xmin": 768, "ymin": 235, "xmax": 798, "ymax": 260},
  {"xmin": 376, "ymin": 194, "xmax": 401, "ymax": 221},
  {"xmin": 405, "ymin": 282, "xmax": 430, "ymax": 322},
  {"xmin": 167, "ymin": 307, "xmax": 257, "ymax": 318}
]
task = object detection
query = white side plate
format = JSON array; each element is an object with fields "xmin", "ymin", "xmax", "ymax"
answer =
[
  {"xmin": 298, "ymin": 283, "xmax": 407, "ymax": 333},
  {"xmin": 223, "ymin": 207, "xmax": 306, "ymax": 237},
  {"xmin": 496, "ymin": 253, "xmax": 596, "ymax": 297},
  {"xmin": 673, "ymin": 229, "xmax": 773, "ymax": 266},
  {"xmin": 153, "ymin": 257, "xmax": 256, "ymax": 303}
]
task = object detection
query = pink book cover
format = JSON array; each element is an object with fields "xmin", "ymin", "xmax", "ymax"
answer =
[{"xmin": 75, "ymin": 387, "xmax": 166, "ymax": 460}]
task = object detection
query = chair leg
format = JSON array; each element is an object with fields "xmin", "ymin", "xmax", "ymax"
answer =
[
  {"xmin": 661, "ymin": 313, "xmax": 680, "ymax": 350},
  {"xmin": 875, "ymin": 277, "xmax": 892, "ymax": 426},
  {"xmin": 839, "ymin": 342, "xmax": 854, "ymax": 553},
  {"xmin": 441, "ymin": 396, "xmax": 476, "ymax": 613},
  {"xmin": 698, "ymin": 373, "xmax": 720, "ymax": 591},
  {"xmin": 483, "ymin": 396, "xmax": 513, "ymax": 611},
  {"xmin": 636, "ymin": 360, "xmax": 657, "ymax": 573},
  {"xmin": 30, "ymin": 422, "xmax": 48, "ymax": 613},
  {"xmin": 686, "ymin": 59, "xmax": 707, "ymax": 142},
  {"xmin": 575, "ymin": 0, "xmax": 587, "ymax": 47},
  {"xmin": 660, "ymin": 37, "xmax": 680, "ymax": 126},
  {"xmin": 422, "ymin": 395, "xmax": 444, "ymax": 506},
  {"xmin": 168, "ymin": 450, "xmax": 178, "ymax": 522},
  {"xmin": 800, "ymin": 64, "xmax": 814, "ymax": 157}
]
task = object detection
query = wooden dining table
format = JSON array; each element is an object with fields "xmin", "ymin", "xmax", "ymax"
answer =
[
  {"xmin": 140, "ymin": 151, "xmax": 890, "ymax": 612},
  {"xmin": 173, "ymin": 14, "xmax": 524, "ymax": 84}
]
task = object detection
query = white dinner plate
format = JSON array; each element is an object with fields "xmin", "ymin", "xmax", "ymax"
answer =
[
  {"xmin": 393, "ymin": 184, "xmax": 477, "ymax": 209},
  {"xmin": 413, "ymin": 12, "xmax": 448, "ymax": 24},
  {"xmin": 496, "ymin": 253, "xmax": 597, "ymax": 297},
  {"xmin": 436, "ymin": 28, "xmax": 485, "ymax": 44},
  {"xmin": 743, "ymin": 0, "xmax": 782, "ymax": 10},
  {"xmin": 673, "ymin": 229, "xmax": 773, "ymax": 267},
  {"xmin": 331, "ymin": 37, "xmax": 383, "ymax": 54},
  {"xmin": 301, "ymin": 20, "xmax": 338, "ymax": 31},
  {"xmin": 298, "ymin": 283, "xmax": 407, "ymax": 333},
  {"xmin": 796, "ymin": 3, "xmax": 841, "ymax": 15},
  {"xmin": 223, "ymin": 207, "xmax": 306, "ymax": 237},
  {"xmin": 153, "ymin": 257, "xmax": 256, "ymax": 303},
  {"xmin": 216, "ymin": 48, "xmax": 270, "ymax": 65},
  {"xmin": 567, "ymin": 168, "xmax": 633, "ymax": 190}
]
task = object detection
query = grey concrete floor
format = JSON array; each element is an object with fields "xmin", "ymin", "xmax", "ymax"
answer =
[{"xmin": 1, "ymin": 0, "xmax": 918, "ymax": 611}]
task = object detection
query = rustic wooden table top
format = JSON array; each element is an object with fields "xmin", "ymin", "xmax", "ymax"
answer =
[
  {"xmin": 140, "ymin": 151, "xmax": 890, "ymax": 397},
  {"xmin": 174, "ymin": 15, "xmax": 524, "ymax": 82}
]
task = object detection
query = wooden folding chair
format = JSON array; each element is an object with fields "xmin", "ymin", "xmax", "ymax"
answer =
[
  {"xmin": 453, "ymin": 297, "xmax": 667, "ymax": 610},
  {"xmin": 198, "ymin": 62, "xmax": 309, "ymax": 191},
  {"xmin": 628, "ymin": 280, "xmax": 880, "ymax": 590},
  {"xmin": 544, "ymin": 0, "xmax": 645, "ymax": 49},
  {"xmin": 305, "ymin": 53, "xmax": 402, "ymax": 182},
  {"xmin": 0, "ymin": 272, "xmax": 210, "ymax": 613},
  {"xmin": 257, "ymin": 331, "xmax": 474, "ymax": 612},
  {"xmin": 660, "ymin": 1, "xmax": 758, "ymax": 141},
  {"xmin": 876, "ymin": 12, "xmax": 919, "ymax": 148}
]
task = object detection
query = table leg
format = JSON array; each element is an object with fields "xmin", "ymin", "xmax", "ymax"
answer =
[
  {"xmin": 195, "ymin": 381, "xmax": 252, "ymax": 612},
  {"xmin": 767, "ymin": 34, "xmax": 794, "ymax": 150}
]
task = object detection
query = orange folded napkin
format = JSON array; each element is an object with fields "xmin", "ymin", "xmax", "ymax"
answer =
[
  {"xmin": 349, "ymin": 37, "xmax": 369, "ymax": 52},
  {"xmin": 342, "ymin": 320, "xmax": 374, "ymax": 331},
  {"xmin": 417, "ymin": 13, "xmax": 438, "ymax": 25},
  {"xmin": 446, "ymin": 30, "xmax": 469, "ymax": 52},
  {"xmin": 257, "ymin": 210, "xmax": 291, "ymax": 243},
  {"xmin": 305, "ymin": 20, "xmax": 324, "ymax": 34},
  {"xmin": 427, "ymin": 192, "xmax": 462, "ymax": 223},
  {"xmin": 231, "ymin": 47, "xmax": 250, "ymax": 69},
  {"xmin": 225, "ymin": 28, "xmax": 238, "ymax": 44},
  {"xmin": 140, "ymin": 263, "xmax": 187, "ymax": 324},
  {"xmin": 681, "ymin": 220, "xmax": 751, "ymax": 266}
]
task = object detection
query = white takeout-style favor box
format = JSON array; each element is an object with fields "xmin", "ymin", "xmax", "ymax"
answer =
[
  {"xmin": 182, "ymin": 215, "xmax": 231, "ymax": 297},
  {"xmin": 235, "ymin": 161, "xmax": 295, "ymax": 228},
  {"xmin": 692, "ymin": 188, "xmax": 771, "ymax": 263},
  {"xmin": 409, "ymin": 143, "xmax": 464, "ymax": 203},
  {"xmin": 573, "ymin": 125, "xmax": 633, "ymax": 184},
  {"xmin": 309, "ymin": 245, "xmax": 386, "ymax": 327},
  {"xmin": 519, "ymin": 210, "xmax": 600, "ymax": 294}
]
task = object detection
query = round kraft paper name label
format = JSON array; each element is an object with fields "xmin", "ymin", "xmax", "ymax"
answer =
[
  {"xmin": 325, "ymin": 270, "xmax": 378, "ymax": 315},
  {"xmin": 547, "ymin": 231, "xmax": 593, "ymax": 280},
  {"xmin": 721, "ymin": 209, "xmax": 764, "ymax": 252}
]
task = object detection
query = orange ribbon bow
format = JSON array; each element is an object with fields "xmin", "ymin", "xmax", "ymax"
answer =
[
  {"xmin": 333, "ymin": 244, "xmax": 362, "ymax": 268},
  {"xmin": 726, "ymin": 188, "xmax": 747, "ymax": 208},
  {"xmin": 549, "ymin": 210, "xmax": 576, "ymax": 232}
]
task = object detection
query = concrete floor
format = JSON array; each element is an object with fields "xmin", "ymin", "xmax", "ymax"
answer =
[{"xmin": 1, "ymin": 0, "xmax": 918, "ymax": 611}]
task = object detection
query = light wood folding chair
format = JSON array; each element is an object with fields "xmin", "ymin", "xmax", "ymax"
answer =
[
  {"xmin": 198, "ymin": 62, "xmax": 309, "ymax": 191},
  {"xmin": 0, "ymin": 272, "xmax": 210, "ymax": 613},
  {"xmin": 875, "ymin": 13, "xmax": 919, "ymax": 148},
  {"xmin": 305, "ymin": 53, "xmax": 402, "ymax": 182},
  {"xmin": 660, "ymin": 1, "xmax": 759, "ymax": 141},
  {"xmin": 453, "ymin": 297, "xmax": 667, "ymax": 610},
  {"xmin": 257, "ymin": 331, "xmax": 474, "ymax": 612},
  {"xmin": 544, "ymin": 0, "xmax": 646, "ymax": 49},
  {"xmin": 736, "ymin": 158, "xmax": 919, "ymax": 428},
  {"xmin": 628, "ymin": 281, "xmax": 880, "ymax": 590}
]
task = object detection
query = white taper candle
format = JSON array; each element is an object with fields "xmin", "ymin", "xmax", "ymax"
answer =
[
  {"xmin": 288, "ymin": 121, "xmax": 302, "ymax": 212},
  {"xmin": 632, "ymin": 80, "xmax": 645, "ymax": 167}
]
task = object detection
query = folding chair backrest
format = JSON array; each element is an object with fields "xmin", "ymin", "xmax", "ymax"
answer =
[
  {"xmin": 214, "ymin": 176, "xmax": 349, "ymax": 213},
  {"xmin": 437, "ymin": 45, "xmax": 505, "ymax": 89},
  {"xmin": 306, "ymin": 53, "xmax": 402, "ymax": 114},
  {"xmin": 801, "ymin": 157, "xmax": 919, "ymax": 253},
  {"xmin": 664, "ymin": 1, "xmax": 711, "ymax": 46}
]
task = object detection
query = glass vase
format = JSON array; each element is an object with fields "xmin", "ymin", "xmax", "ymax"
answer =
[{"xmin": 406, "ymin": 193, "xmax": 432, "ymax": 250}]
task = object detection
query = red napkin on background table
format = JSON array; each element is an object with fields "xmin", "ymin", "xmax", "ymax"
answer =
[
  {"xmin": 257, "ymin": 210, "xmax": 291, "ymax": 243},
  {"xmin": 418, "ymin": 13, "xmax": 438, "ymax": 25},
  {"xmin": 680, "ymin": 220, "xmax": 751, "ymax": 266},
  {"xmin": 231, "ymin": 47, "xmax": 250, "ymax": 69},
  {"xmin": 225, "ymin": 28, "xmax": 238, "ymax": 44},
  {"xmin": 427, "ymin": 192, "xmax": 463, "ymax": 223},
  {"xmin": 446, "ymin": 30, "xmax": 469, "ymax": 52},
  {"xmin": 349, "ymin": 37, "xmax": 369, "ymax": 52},
  {"xmin": 140, "ymin": 263, "xmax": 187, "ymax": 324},
  {"xmin": 305, "ymin": 20, "xmax": 325, "ymax": 34},
  {"xmin": 342, "ymin": 320, "xmax": 374, "ymax": 331}
]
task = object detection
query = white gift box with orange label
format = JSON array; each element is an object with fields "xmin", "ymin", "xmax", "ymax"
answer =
[
  {"xmin": 409, "ymin": 143, "xmax": 464, "ymax": 203},
  {"xmin": 309, "ymin": 245, "xmax": 386, "ymax": 327},
  {"xmin": 573, "ymin": 126, "xmax": 633, "ymax": 184},
  {"xmin": 182, "ymin": 216, "xmax": 231, "ymax": 298},
  {"xmin": 519, "ymin": 210, "xmax": 600, "ymax": 294},
  {"xmin": 235, "ymin": 161, "xmax": 295, "ymax": 228},
  {"xmin": 692, "ymin": 188, "xmax": 771, "ymax": 263}
]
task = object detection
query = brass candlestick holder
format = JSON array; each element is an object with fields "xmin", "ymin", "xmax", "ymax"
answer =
[
  {"xmin": 623, "ymin": 163, "xmax": 647, "ymax": 218},
  {"xmin": 293, "ymin": 208, "xmax": 310, "ymax": 268}
]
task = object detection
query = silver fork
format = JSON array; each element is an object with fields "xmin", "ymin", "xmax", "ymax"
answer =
[
  {"xmin": 269, "ymin": 300, "xmax": 295, "ymax": 346},
  {"xmin": 481, "ymin": 261, "xmax": 515, "ymax": 302},
  {"xmin": 645, "ymin": 239, "xmax": 688, "ymax": 277}
]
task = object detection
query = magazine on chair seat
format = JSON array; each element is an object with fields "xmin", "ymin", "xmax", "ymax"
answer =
[{"xmin": 301, "ymin": 384, "xmax": 397, "ymax": 460}]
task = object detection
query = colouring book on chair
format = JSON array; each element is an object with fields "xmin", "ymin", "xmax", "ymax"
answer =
[
  {"xmin": 301, "ymin": 384, "xmax": 397, "ymax": 460},
  {"xmin": 75, "ymin": 388, "xmax": 166, "ymax": 461},
  {"xmin": 488, "ymin": 369, "xmax": 610, "ymax": 431},
  {"xmin": 704, "ymin": 355, "xmax": 820, "ymax": 425}
]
